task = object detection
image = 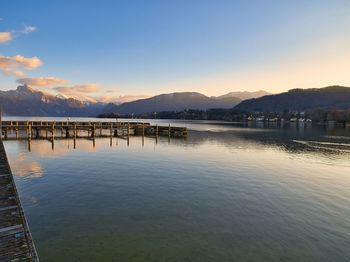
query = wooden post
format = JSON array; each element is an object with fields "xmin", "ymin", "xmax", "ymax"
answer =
[
  {"xmin": 16, "ymin": 122, "xmax": 18, "ymax": 139},
  {"xmin": 168, "ymin": 124, "xmax": 171, "ymax": 137},
  {"xmin": 100, "ymin": 122, "xmax": 102, "ymax": 136},
  {"xmin": 93, "ymin": 123, "xmax": 95, "ymax": 138},
  {"xmin": 31, "ymin": 122, "xmax": 34, "ymax": 138},
  {"xmin": 10, "ymin": 121, "xmax": 13, "ymax": 135},
  {"xmin": 142, "ymin": 123, "xmax": 145, "ymax": 137},
  {"xmin": 73, "ymin": 123, "xmax": 77, "ymax": 149},
  {"xmin": 127, "ymin": 122, "xmax": 130, "ymax": 137},
  {"xmin": 4, "ymin": 128, "xmax": 8, "ymax": 139},
  {"xmin": 110, "ymin": 122, "xmax": 113, "ymax": 137},
  {"xmin": 66, "ymin": 127, "xmax": 70, "ymax": 138},
  {"xmin": 156, "ymin": 124, "xmax": 158, "ymax": 136},
  {"xmin": 0, "ymin": 106, "xmax": 2, "ymax": 141},
  {"xmin": 28, "ymin": 124, "xmax": 31, "ymax": 140},
  {"xmin": 52, "ymin": 123, "xmax": 55, "ymax": 139}
]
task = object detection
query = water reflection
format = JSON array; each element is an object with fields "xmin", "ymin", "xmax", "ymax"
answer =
[
  {"xmin": 8, "ymin": 123, "xmax": 350, "ymax": 180},
  {"xmin": 16, "ymin": 123, "xmax": 350, "ymax": 161},
  {"xmin": 8, "ymin": 153, "xmax": 44, "ymax": 179},
  {"xmin": 3, "ymin": 122, "xmax": 350, "ymax": 262}
]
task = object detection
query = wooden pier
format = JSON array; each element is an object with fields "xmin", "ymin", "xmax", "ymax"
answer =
[
  {"xmin": 0, "ymin": 139, "xmax": 39, "ymax": 261},
  {"xmin": 0, "ymin": 121, "xmax": 187, "ymax": 141}
]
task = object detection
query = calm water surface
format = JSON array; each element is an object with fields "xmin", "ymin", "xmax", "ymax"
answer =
[{"xmin": 3, "ymin": 118, "xmax": 350, "ymax": 261}]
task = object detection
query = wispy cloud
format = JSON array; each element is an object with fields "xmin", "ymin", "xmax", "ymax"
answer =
[
  {"xmin": 17, "ymin": 77, "xmax": 69, "ymax": 87},
  {"xmin": 22, "ymin": 25, "xmax": 36, "ymax": 34},
  {"xmin": 0, "ymin": 32, "xmax": 11, "ymax": 44},
  {"xmin": 0, "ymin": 54, "xmax": 42, "ymax": 77},
  {"xmin": 12, "ymin": 70, "xmax": 27, "ymax": 77},
  {"xmin": 54, "ymin": 84, "xmax": 100, "ymax": 94},
  {"xmin": 52, "ymin": 85, "xmax": 148, "ymax": 104},
  {"xmin": 106, "ymin": 89, "xmax": 119, "ymax": 94},
  {"xmin": 91, "ymin": 94, "xmax": 149, "ymax": 104},
  {"xmin": 0, "ymin": 24, "xmax": 36, "ymax": 44}
]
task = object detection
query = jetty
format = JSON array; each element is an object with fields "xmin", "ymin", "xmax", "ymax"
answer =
[
  {"xmin": 0, "ymin": 139, "xmax": 39, "ymax": 261},
  {"xmin": 0, "ymin": 120, "xmax": 187, "ymax": 140}
]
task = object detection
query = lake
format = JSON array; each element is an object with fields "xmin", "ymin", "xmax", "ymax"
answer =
[{"xmin": 3, "ymin": 118, "xmax": 350, "ymax": 261}]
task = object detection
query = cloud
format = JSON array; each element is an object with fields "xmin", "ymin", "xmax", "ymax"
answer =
[
  {"xmin": 0, "ymin": 25, "xmax": 36, "ymax": 44},
  {"xmin": 16, "ymin": 77, "xmax": 69, "ymax": 87},
  {"xmin": 91, "ymin": 94, "xmax": 149, "ymax": 104},
  {"xmin": 12, "ymin": 70, "xmax": 27, "ymax": 77},
  {"xmin": 0, "ymin": 54, "xmax": 42, "ymax": 77},
  {"xmin": 22, "ymin": 25, "xmax": 36, "ymax": 34},
  {"xmin": 0, "ymin": 54, "xmax": 42, "ymax": 69},
  {"xmin": 106, "ymin": 89, "xmax": 119, "ymax": 94},
  {"xmin": 0, "ymin": 32, "xmax": 11, "ymax": 44},
  {"xmin": 93, "ymin": 90, "xmax": 149, "ymax": 104},
  {"xmin": 54, "ymin": 84, "xmax": 100, "ymax": 94}
]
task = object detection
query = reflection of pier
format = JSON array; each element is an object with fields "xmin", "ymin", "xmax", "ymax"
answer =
[
  {"xmin": 1, "ymin": 121, "xmax": 187, "ymax": 150},
  {"xmin": 0, "ymin": 140, "xmax": 39, "ymax": 261}
]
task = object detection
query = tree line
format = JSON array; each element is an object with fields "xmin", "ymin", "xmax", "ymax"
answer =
[{"xmin": 98, "ymin": 108, "xmax": 350, "ymax": 123}]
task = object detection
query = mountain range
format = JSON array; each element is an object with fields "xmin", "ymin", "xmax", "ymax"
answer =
[
  {"xmin": 0, "ymin": 85, "xmax": 105, "ymax": 116},
  {"xmin": 217, "ymin": 90, "xmax": 270, "ymax": 100},
  {"xmin": 234, "ymin": 86, "xmax": 350, "ymax": 111},
  {"xmin": 102, "ymin": 92, "xmax": 244, "ymax": 114},
  {"xmin": 2, "ymin": 85, "xmax": 349, "ymax": 117},
  {"xmin": 0, "ymin": 85, "xmax": 270, "ymax": 116}
]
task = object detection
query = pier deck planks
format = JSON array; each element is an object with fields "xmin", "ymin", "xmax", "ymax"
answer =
[{"xmin": 0, "ymin": 140, "xmax": 39, "ymax": 261}]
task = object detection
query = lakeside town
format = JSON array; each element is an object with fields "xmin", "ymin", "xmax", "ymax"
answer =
[{"xmin": 98, "ymin": 108, "xmax": 350, "ymax": 127}]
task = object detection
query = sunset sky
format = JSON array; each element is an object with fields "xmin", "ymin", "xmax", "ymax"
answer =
[{"xmin": 1, "ymin": 0, "xmax": 350, "ymax": 102}]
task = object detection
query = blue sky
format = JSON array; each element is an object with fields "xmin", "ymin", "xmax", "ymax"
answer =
[{"xmin": 1, "ymin": 0, "xmax": 350, "ymax": 102}]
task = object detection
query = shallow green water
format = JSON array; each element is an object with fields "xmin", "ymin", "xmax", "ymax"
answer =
[{"xmin": 4, "ymin": 120, "xmax": 350, "ymax": 261}]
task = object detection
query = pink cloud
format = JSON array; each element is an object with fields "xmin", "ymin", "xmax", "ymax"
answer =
[
  {"xmin": 0, "ymin": 54, "xmax": 42, "ymax": 77},
  {"xmin": 54, "ymin": 84, "xmax": 100, "ymax": 94},
  {"xmin": 92, "ymin": 94, "xmax": 149, "ymax": 104},
  {"xmin": 0, "ymin": 32, "xmax": 11, "ymax": 44},
  {"xmin": 12, "ymin": 70, "xmax": 27, "ymax": 77},
  {"xmin": 17, "ymin": 77, "xmax": 69, "ymax": 87},
  {"xmin": 106, "ymin": 89, "xmax": 119, "ymax": 94}
]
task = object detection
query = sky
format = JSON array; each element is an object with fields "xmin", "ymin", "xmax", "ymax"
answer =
[{"xmin": 1, "ymin": 0, "xmax": 350, "ymax": 103}]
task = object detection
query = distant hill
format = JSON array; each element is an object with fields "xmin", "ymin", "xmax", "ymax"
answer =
[
  {"xmin": 0, "ymin": 85, "xmax": 105, "ymax": 116},
  {"xmin": 218, "ymin": 90, "xmax": 271, "ymax": 100},
  {"xmin": 234, "ymin": 86, "xmax": 350, "ymax": 112},
  {"xmin": 103, "ymin": 92, "xmax": 242, "ymax": 114}
]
